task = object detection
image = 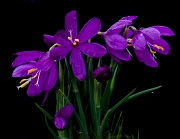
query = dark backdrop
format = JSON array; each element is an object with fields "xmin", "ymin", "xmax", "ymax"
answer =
[{"xmin": 1, "ymin": 0, "xmax": 179, "ymax": 139}]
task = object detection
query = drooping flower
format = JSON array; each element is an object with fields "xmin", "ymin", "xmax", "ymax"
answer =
[
  {"xmin": 12, "ymin": 50, "xmax": 58, "ymax": 98},
  {"xmin": 46, "ymin": 10, "xmax": 107, "ymax": 81},
  {"xmin": 99, "ymin": 16, "xmax": 137, "ymax": 64},
  {"xmin": 93, "ymin": 65, "xmax": 112, "ymax": 82},
  {"xmin": 127, "ymin": 26, "xmax": 175, "ymax": 67},
  {"xmin": 54, "ymin": 105, "xmax": 74, "ymax": 130}
]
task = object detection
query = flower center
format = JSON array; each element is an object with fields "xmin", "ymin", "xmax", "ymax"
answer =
[
  {"xmin": 16, "ymin": 68, "xmax": 41, "ymax": 90},
  {"xmin": 68, "ymin": 30, "xmax": 79, "ymax": 46},
  {"xmin": 126, "ymin": 38, "xmax": 133, "ymax": 57},
  {"xmin": 127, "ymin": 38, "xmax": 133, "ymax": 46}
]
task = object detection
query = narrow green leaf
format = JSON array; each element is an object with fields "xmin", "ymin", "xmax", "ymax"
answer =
[
  {"xmin": 58, "ymin": 61, "xmax": 63, "ymax": 90},
  {"xmin": 45, "ymin": 115, "xmax": 58, "ymax": 139},
  {"xmin": 112, "ymin": 112, "xmax": 122, "ymax": 137},
  {"xmin": 59, "ymin": 89, "xmax": 89, "ymax": 138},
  {"xmin": 100, "ymin": 88, "xmax": 137, "ymax": 138},
  {"xmin": 35, "ymin": 103, "xmax": 53, "ymax": 122},
  {"xmin": 138, "ymin": 129, "xmax": 140, "ymax": 139},
  {"xmin": 101, "ymin": 63, "xmax": 121, "ymax": 117},
  {"xmin": 117, "ymin": 118, "xmax": 123, "ymax": 139},
  {"xmin": 73, "ymin": 91, "xmax": 88, "ymax": 131},
  {"xmin": 87, "ymin": 58, "xmax": 99, "ymax": 137},
  {"xmin": 110, "ymin": 113, "xmax": 116, "ymax": 132},
  {"xmin": 124, "ymin": 85, "xmax": 162, "ymax": 103},
  {"xmin": 64, "ymin": 56, "xmax": 88, "ymax": 137}
]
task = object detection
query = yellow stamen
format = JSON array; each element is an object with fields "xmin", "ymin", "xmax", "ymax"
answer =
[
  {"xmin": 75, "ymin": 39, "xmax": 79, "ymax": 42},
  {"xmin": 31, "ymin": 74, "xmax": 38, "ymax": 79},
  {"xmin": 68, "ymin": 37, "xmax": 71, "ymax": 40},
  {"xmin": 127, "ymin": 38, "xmax": 132, "ymax": 41},
  {"xmin": 19, "ymin": 81, "xmax": 30, "ymax": 89},
  {"xmin": 52, "ymin": 43, "xmax": 60, "ymax": 47},
  {"xmin": 27, "ymin": 68, "xmax": 36, "ymax": 74},
  {"xmin": 17, "ymin": 72, "xmax": 39, "ymax": 90},
  {"xmin": 73, "ymin": 42, "xmax": 77, "ymax": 46},
  {"xmin": 127, "ymin": 44, "xmax": 132, "ymax": 46},
  {"xmin": 154, "ymin": 44, "xmax": 164, "ymax": 51},
  {"xmin": 20, "ymin": 79, "xmax": 28, "ymax": 84},
  {"xmin": 150, "ymin": 49, "xmax": 156, "ymax": 54},
  {"xmin": 49, "ymin": 43, "xmax": 60, "ymax": 50}
]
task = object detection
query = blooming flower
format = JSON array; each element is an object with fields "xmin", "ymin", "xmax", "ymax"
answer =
[
  {"xmin": 100, "ymin": 16, "xmax": 137, "ymax": 64},
  {"xmin": 127, "ymin": 26, "xmax": 175, "ymax": 67},
  {"xmin": 54, "ymin": 105, "xmax": 74, "ymax": 130},
  {"xmin": 46, "ymin": 10, "xmax": 107, "ymax": 81},
  {"xmin": 12, "ymin": 50, "xmax": 58, "ymax": 98},
  {"xmin": 93, "ymin": 65, "xmax": 112, "ymax": 82}
]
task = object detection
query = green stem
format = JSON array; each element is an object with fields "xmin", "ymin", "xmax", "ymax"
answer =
[
  {"xmin": 59, "ymin": 89, "xmax": 88, "ymax": 138},
  {"xmin": 100, "ymin": 62, "xmax": 120, "ymax": 117},
  {"xmin": 65, "ymin": 57, "xmax": 89, "ymax": 138},
  {"xmin": 56, "ymin": 61, "xmax": 65, "ymax": 137},
  {"xmin": 88, "ymin": 58, "xmax": 99, "ymax": 138}
]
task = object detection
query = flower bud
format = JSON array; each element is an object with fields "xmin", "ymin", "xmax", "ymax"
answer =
[{"xmin": 93, "ymin": 65, "xmax": 112, "ymax": 82}]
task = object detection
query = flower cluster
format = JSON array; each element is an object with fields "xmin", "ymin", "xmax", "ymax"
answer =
[{"xmin": 11, "ymin": 10, "xmax": 174, "ymax": 131}]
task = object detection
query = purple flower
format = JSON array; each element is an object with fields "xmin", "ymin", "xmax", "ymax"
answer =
[
  {"xmin": 128, "ymin": 26, "xmax": 175, "ymax": 67},
  {"xmin": 100, "ymin": 16, "xmax": 137, "ymax": 64},
  {"xmin": 45, "ymin": 10, "xmax": 107, "ymax": 81},
  {"xmin": 12, "ymin": 51, "xmax": 58, "ymax": 97},
  {"xmin": 12, "ymin": 51, "xmax": 44, "ymax": 67},
  {"xmin": 93, "ymin": 65, "xmax": 112, "ymax": 82},
  {"xmin": 54, "ymin": 105, "xmax": 74, "ymax": 130}
]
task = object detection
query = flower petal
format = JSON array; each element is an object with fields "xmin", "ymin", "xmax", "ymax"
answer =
[
  {"xmin": 54, "ymin": 30, "xmax": 71, "ymax": 45},
  {"xmin": 151, "ymin": 26, "xmax": 175, "ymax": 36},
  {"xmin": 140, "ymin": 27, "xmax": 161, "ymax": 40},
  {"xmin": 126, "ymin": 29, "xmax": 133, "ymax": 38},
  {"xmin": 134, "ymin": 48, "xmax": 158, "ymax": 67},
  {"xmin": 12, "ymin": 62, "xmax": 36, "ymax": 77},
  {"xmin": 44, "ymin": 62, "xmax": 58, "ymax": 90},
  {"xmin": 43, "ymin": 34, "xmax": 54, "ymax": 46},
  {"xmin": 132, "ymin": 31, "xmax": 146, "ymax": 50},
  {"xmin": 65, "ymin": 10, "xmax": 78, "ymax": 40},
  {"xmin": 103, "ymin": 33, "xmax": 127, "ymax": 50},
  {"xmin": 54, "ymin": 116, "xmax": 67, "ymax": 130},
  {"xmin": 27, "ymin": 71, "xmax": 48, "ymax": 96},
  {"xmin": 107, "ymin": 46, "xmax": 131, "ymax": 61},
  {"xmin": 78, "ymin": 43, "xmax": 106, "ymax": 58},
  {"xmin": 147, "ymin": 39, "xmax": 170, "ymax": 55},
  {"xmin": 121, "ymin": 16, "xmax": 137, "ymax": 21},
  {"xmin": 55, "ymin": 105, "xmax": 74, "ymax": 119},
  {"xmin": 12, "ymin": 51, "xmax": 44, "ymax": 67},
  {"xmin": 36, "ymin": 52, "xmax": 54, "ymax": 71},
  {"xmin": 41, "ymin": 90, "xmax": 49, "ymax": 106},
  {"xmin": 107, "ymin": 20, "xmax": 132, "ymax": 34},
  {"xmin": 78, "ymin": 18, "xmax": 101, "ymax": 43},
  {"xmin": 50, "ymin": 44, "xmax": 72, "ymax": 61},
  {"xmin": 70, "ymin": 48, "xmax": 86, "ymax": 81},
  {"xmin": 108, "ymin": 53, "xmax": 122, "ymax": 64}
]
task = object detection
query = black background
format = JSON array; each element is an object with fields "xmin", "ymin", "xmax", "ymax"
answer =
[{"xmin": 1, "ymin": 0, "xmax": 179, "ymax": 139}]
